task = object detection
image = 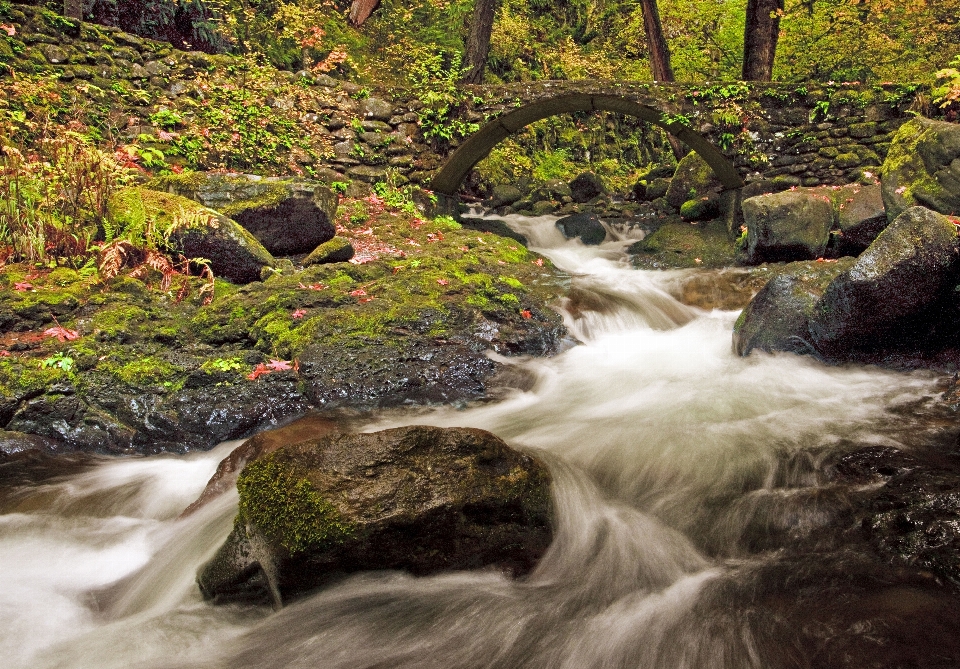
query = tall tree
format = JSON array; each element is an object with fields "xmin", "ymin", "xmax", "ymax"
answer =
[
  {"xmin": 462, "ymin": 0, "xmax": 499, "ymax": 84},
  {"xmin": 742, "ymin": 0, "xmax": 785, "ymax": 80},
  {"xmin": 639, "ymin": 0, "xmax": 674, "ymax": 82}
]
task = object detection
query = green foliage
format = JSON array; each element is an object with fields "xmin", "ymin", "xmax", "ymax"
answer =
[
  {"xmin": 237, "ymin": 453, "xmax": 356, "ymax": 555},
  {"xmin": 410, "ymin": 51, "xmax": 480, "ymax": 145},
  {"xmin": 200, "ymin": 356, "xmax": 243, "ymax": 373},
  {"xmin": 40, "ymin": 352, "xmax": 74, "ymax": 372},
  {"xmin": 933, "ymin": 55, "xmax": 960, "ymax": 117}
]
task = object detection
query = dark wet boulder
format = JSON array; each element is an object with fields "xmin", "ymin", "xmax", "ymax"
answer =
[
  {"xmin": 880, "ymin": 117, "xmax": 960, "ymax": 222},
  {"xmin": 148, "ymin": 173, "xmax": 338, "ymax": 256},
  {"xmin": 830, "ymin": 183, "xmax": 888, "ymax": 257},
  {"xmin": 196, "ymin": 426, "xmax": 554, "ymax": 605},
  {"xmin": 742, "ymin": 189, "xmax": 834, "ymax": 263},
  {"xmin": 303, "ymin": 237, "xmax": 355, "ymax": 265},
  {"xmin": 733, "ymin": 259, "xmax": 854, "ymax": 356},
  {"xmin": 809, "ymin": 206, "xmax": 959, "ymax": 356},
  {"xmin": 0, "ymin": 430, "xmax": 69, "ymax": 456},
  {"xmin": 556, "ymin": 213, "xmax": 606, "ymax": 245},
  {"xmin": 665, "ymin": 151, "xmax": 721, "ymax": 211},
  {"xmin": 568, "ymin": 172, "xmax": 606, "ymax": 203}
]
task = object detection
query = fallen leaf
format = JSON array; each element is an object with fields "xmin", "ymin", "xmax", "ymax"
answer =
[
  {"xmin": 14, "ymin": 282, "xmax": 32, "ymax": 291},
  {"xmin": 520, "ymin": 309, "xmax": 532, "ymax": 319},
  {"xmin": 43, "ymin": 326, "xmax": 80, "ymax": 342},
  {"xmin": 246, "ymin": 363, "xmax": 270, "ymax": 380},
  {"xmin": 267, "ymin": 359, "xmax": 292, "ymax": 371},
  {"xmin": 437, "ymin": 278, "xmax": 449, "ymax": 286},
  {"xmin": 349, "ymin": 288, "xmax": 367, "ymax": 297},
  {"xmin": 292, "ymin": 308, "xmax": 306, "ymax": 319},
  {"xmin": 533, "ymin": 258, "xmax": 544, "ymax": 267},
  {"xmin": 0, "ymin": 351, "xmax": 10, "ymax": 357}
]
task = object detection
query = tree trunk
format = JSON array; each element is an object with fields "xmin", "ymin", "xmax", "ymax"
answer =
[
  {"xmin": 639, "ymin": 0, "xmax": 674, "ymax": 82},
  {"xmin": 63, "ymin": 0, "xmax": 82, "ymax": 20},
  {"xmin": 348, "ymin": 0, "xmax": 381, "ymax": 27},
  {"xmin": 638, "ymin": 0, "xmax": 683, "ymax": 159},
  {"xmin": 461, "ymin": 0, "xmax": 498, "ymax": 84},
  {"xmin": 742, "ymin": 0, "xmax": 785, "ymax": 81}
]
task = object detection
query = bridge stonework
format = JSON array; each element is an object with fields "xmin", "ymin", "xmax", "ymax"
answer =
[{"xmin": 424, "ymin": 81, "xmax": 920, "ymax": 200}]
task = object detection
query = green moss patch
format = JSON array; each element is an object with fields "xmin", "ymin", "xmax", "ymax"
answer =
[{"xmin": 237, "ymin": 453, "xmax": 356, "ymax": 555}]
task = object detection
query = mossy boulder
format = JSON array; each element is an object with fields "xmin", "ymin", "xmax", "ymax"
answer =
[
  {"xmin": 742, "ymin": 189, "xmax": 834, "ymax": 263},
  {"xmin": 630, "ymin": 220, "xmax": 736, "ymax": 269},
  {"xmin": 109, "ymin": 187, "xmax": 276, "ymax": 284},
  {"xmin": 148, "ymin": 173, "xmax": 338, "ymax": 256},
  {"xmin": 809, "ymin": 206, "xmax": 960, "ymax": 356},
  {"xmin": 303, "ymin": 237, "xmax": 355, "ymax": 265},
  {"xmin": 196, "ymin": 426, "xmax": 554, "ymax": 605},
  {"xmin": 679, "ymin": 195, "xmax": 720, "ymax": 222},
  {"xmin": 665, "ymin": 151, "xmax": 722, "ymax": 211},
  {"xmin": 733, "ymin": 259, "xmax": 854, "ymax": 356},
  {"xmin": 880, "ymin": 117, "xmax": 960, "ymax": 222}
]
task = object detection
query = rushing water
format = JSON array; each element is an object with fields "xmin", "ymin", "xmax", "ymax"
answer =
[{"xmin": 2, "ymin": 215, "xmax": 957, "ymax": 669}]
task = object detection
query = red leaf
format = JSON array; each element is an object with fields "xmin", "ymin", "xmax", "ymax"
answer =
[
  {"xmin": 14, "ymin": 282, "xmax": 32, "ymax": 291},
  {"xmin": 0, "ymin": 351, "xmax": 10, "ymax": 357},
  {"xmin": 292, "ymin": 308, "xmax": 306, "ymax": 319},
  {"xmin": 267, "ymin": 359, "xmax": 292, "ymax": 371},
  {"xmin": 521, "ymin": 309, "xmax": 532, "ymax": 319},
  {"xmin": 349, "ymin": 288, "xmax": 367, "ymax": 297},
  {"xmin": 43, "ymin": 326, "xmax": 79, "ymax": 342},
  {"xmin": 246, "ymin": 363, "xmax": 270, "ymax": 380},
  {"xmin": 437, "ymin": 278, "xmax": 449, "ymax": 286},
  {"xmin": 533, "ymin": 258, "xmax": 544, "ymax": 267}
]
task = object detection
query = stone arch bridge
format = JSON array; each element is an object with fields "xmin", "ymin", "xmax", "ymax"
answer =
[{"xmin": 425, "ymin": 80, "xmax": 918, "ymax": 210}]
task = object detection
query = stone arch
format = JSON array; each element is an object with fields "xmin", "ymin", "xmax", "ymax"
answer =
[{"xmin": 430, "ymin": 93, "xmax": 745, "ymax": 197}]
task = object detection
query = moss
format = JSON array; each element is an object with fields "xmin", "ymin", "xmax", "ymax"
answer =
[
  {"xmin": 113, "ymin": 356, "xmax": 182, "ymax": 385},
  {"xmin": 237, "ymin": 453, "xmax": 355, "ymax": 555},
  {"xmin": 632, "ymin": 221, "xmax": 736, "ymax": 269}
]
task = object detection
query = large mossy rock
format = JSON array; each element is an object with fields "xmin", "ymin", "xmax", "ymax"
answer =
[
  {"xmin": 733, "ymin": 259, "xmax": 854, "ymax": 356},
  {"xmin": 880, "ymin": 117, "xmax": 960, "ymax": 223},
  {"xmin": 665, "ymin": 152, "xmax": 721, "ymax": 211},
  {"xmin": 742, "ymin": 189, "xmax": 834, "ymax": 263},
  {"xmin": 630, "ymin": 220, "xmax": 736, "ymax": 269},
  {"xmin": 109, "ymin": 187, "xmax": 276, "ymax": 284},
  {"xmin": 148, "ymin": 173, "xmax": 338, "ymax": 256},
  {"xmin": 809, "ymin": 206, "xmax": 960, "ymax": 355},
  {"xmin": 197, "ymin": 426, "xmax": 553, "ymax": 605}
]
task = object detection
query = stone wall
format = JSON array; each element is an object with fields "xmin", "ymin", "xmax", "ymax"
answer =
[{"xmin": 0, "ymin": 4, "xmax": 922, "ymax": 193}]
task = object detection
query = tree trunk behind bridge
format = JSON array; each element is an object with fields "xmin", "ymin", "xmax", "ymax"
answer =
[
  {"xmin": 742, "ymin": 0, "xmax": 784, "ymax": 81},
  {"xmin": 639, "ymin": 0, "xmax": 674, "ymax": 82},
  {"xmin": 348, "ymin": 0, "xmax": 381, "ymax": 26},
  {"xmin": 462, "ymin": 0, "xmax": 498, "ymax": 84}
]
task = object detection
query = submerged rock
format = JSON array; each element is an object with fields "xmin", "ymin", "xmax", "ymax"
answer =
[
  {"xmin": 197, "ymin": 426, "xmax": 553, "ymax": 605},
  {"xmin": 556, "ymin": 213, "xmax": 606, "ymax": 245}
]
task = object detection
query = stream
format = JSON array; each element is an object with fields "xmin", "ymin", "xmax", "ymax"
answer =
[{"xmin": 2, "ymin": 214, "xmax": 960, "ymax": 668}]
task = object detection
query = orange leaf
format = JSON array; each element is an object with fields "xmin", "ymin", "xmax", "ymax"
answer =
[{"xmin": 521, "ymin": 309, "xmax": 532, "ymax": 319}]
